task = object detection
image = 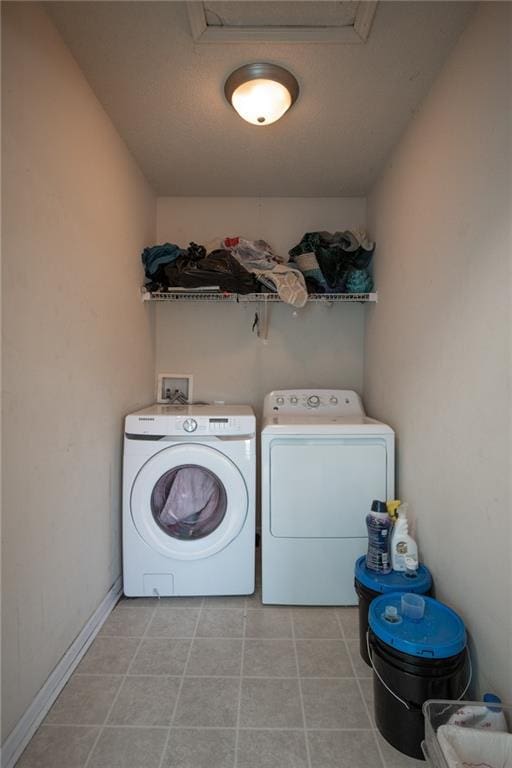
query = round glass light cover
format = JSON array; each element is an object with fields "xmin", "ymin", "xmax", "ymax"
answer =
[{"xmin": 231, "ymin": 78, "xmax": 292, "ymax": 126}]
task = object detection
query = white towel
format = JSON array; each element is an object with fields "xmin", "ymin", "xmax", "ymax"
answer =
[{"xmin": 437, "ymin": 724, "xmax": 512, "ymax": 768}]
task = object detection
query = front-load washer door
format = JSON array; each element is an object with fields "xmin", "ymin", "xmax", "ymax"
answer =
[
  {"xmin": 269, "ymin": 438, "xmax": 388, "ymax": 538},
  {"xmin": 131, "ymin": 443, "xmax": 248, "ymax": 559}
]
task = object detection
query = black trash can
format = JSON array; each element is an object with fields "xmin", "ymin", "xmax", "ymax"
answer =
[
  {"xmin": 368, "ymin": 593, "xmax": 469, "ymax": 760},
  {"xmin": 354, "ymin": 555, "xmax": 433, "ymax": 666}
]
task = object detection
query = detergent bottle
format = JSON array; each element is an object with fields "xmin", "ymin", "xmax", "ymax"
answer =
[
  {"xmin": 448, "ymin": 694, "xmax": 508, "ymax": 732},
  {"xmin": 366, "ymin": 500, "xmax": 392, "ymax": 574},
  {"xmin": 390, "ymin": 503, "xmax": 418, "ymax": 572}
]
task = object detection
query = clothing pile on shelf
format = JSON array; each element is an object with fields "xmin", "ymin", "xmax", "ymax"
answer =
[
  {"xmin": 142, "ymin": 241, "xmax": 259, "ymax": 296},
  {"xmin": 222, "ymin": 237, "xmax": 308, "ymax": 307},
  {"xmin": 288, "ymin": 230, "xmax": 374, "ymax": 294},
  {"xmin": 141, "ymin": 230, "xmax": 374, "ymax": 307}
]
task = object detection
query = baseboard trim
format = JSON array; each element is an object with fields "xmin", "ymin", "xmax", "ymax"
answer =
[{"xmin": 1, "ymin": 577, "xmax": 123, "ymax": 768}]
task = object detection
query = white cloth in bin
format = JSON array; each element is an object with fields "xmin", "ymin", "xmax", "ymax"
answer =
[{"xmin": 437, "ymin": 724, "xmax": 512, "ymax": 768}]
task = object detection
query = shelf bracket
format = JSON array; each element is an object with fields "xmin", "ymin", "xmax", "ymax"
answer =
[{"xmin": 252, "ymin": 299, "xmax": 270, "ymax": 341}]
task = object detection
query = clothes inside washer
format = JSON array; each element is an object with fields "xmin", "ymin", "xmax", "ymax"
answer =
[{"xmin": 151, "ymin": 466, "xmax": 227, "ymax": 539}]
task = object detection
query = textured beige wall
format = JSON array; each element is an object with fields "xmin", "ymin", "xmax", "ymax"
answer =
[
  {"xmin": 1, "ymin": 3, "xmax": 156, "ymax": 740},
  {"xmin": 156, "ymin": 197, "xmax": 368, "ymax": 417},
  {"xmin": 364, "ymin": 3, "xmax": 511, "ymax": 697}
]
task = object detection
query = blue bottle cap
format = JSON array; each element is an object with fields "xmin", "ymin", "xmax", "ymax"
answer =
[
  {"xmin": 371, "ymin": 500, "xmax": 387, "ymax": 514},
  {"xmin": 483, "ymin": 693, "xmax": 501, "ymax": 703},
  {"xmin": 369, "ymin": 593, "xmax": 466, "ymax": 659},
  {"xmin": 483, "ymin": 693, "xmax": 502, "ymax": 711}
]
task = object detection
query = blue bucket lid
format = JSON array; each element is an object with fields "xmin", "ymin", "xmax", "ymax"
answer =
[
  {"xmin": 369, "ymin": 593, "xmax": 466, "ymax": 659},
  {"xmin": 355, "ymin": 555, "xmax": 432, "ymax": 594}
]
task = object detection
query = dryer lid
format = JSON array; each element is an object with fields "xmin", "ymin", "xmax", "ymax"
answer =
[{"xmin": 262, "ymin": 415, "xmax": 394, "ymax": 435}]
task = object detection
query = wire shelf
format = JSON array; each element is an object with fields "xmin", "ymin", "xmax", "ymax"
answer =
[{"xmin": 142, "ymin": 290, "xmax": 377, "ymax": 303}]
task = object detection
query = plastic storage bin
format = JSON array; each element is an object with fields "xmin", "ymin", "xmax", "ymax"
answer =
[
  {"xmin": 354, "ymin": 555, "xmax": 433, "ymax": 665},
  {"xmin": 422, "ymin": 699, "xmax": 512, "ymax": 766}
]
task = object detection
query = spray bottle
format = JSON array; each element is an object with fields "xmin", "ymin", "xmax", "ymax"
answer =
[
  {"xmin": 386, "ymin": 499, "xmax": 401, "ymax": 522},
  {"xmin": 390, "ymin": 503, "xmax": 418, "ymax": 572}
]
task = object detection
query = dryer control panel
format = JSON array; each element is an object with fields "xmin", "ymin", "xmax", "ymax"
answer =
[{"xmin": 263, "ymin": 389, "xmax": 365, "ymax": 417}]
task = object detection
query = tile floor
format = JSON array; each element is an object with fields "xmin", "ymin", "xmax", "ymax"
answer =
[{"xmin": 17, "ymin": 566, "xmax": 424, "ymax": 768}]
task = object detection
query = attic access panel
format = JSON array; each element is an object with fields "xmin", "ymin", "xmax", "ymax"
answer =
[
  {"xmin": 187, "ymin": 1, "xmax": 378, "ymax": 43},
  {"xmin": 206, "ymin": 2, "xmax": 357, "ymax": 28}
]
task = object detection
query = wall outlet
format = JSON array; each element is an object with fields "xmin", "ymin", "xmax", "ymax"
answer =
[{"xmin": 156, "ymin": 373, "xmax": 194, "ymax": 404}]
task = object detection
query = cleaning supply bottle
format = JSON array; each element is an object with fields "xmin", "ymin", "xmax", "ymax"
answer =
[
  {"xmin": 390, "ymin": 503, "xmax": 418, "ymax": 572},
  {"xmin": 366, "ymin": 500, "xmax": 392, "ymax": 574},
  {"xmin": 386, "ymin": 499, "xmax": 401, "ymax": 522},
  {"xmin": 448, "ymin": 694, "xmax": 508, "ymax": 732}
]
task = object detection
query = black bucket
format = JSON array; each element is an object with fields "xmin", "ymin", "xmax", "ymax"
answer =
[
  {"xmin": 354, "ymin": 556, "xmax": 433, "ymax": 667},
  {"xmin": 368, "ymin": 594, "xmax": 469, "ymax": 760},
  {"xmin": 369, "ymin": 631, "xmax": 468, "ymax": 759}
]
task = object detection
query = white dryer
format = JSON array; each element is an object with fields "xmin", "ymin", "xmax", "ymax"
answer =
[
  {"xmin": 261, "ymin": 390, "xmax": 394, "ymax": 606},
  {"xmin": 123, "ymin": 404, "xmax": 255, "ymax": 597}
]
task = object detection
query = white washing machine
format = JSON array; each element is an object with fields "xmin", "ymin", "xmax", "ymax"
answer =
[
  {"xmin": 123, "ymin": 404, "xmax": 255, "ymax": 597},
  {"xmin": 261, "ymin": 389, "xmax": 394, "ymax": 606}
]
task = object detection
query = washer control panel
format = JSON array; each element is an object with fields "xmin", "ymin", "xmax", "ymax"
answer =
[
  {"xmin": 263, "ymin": 389, "xmax": 365, "ymax": 417},
  {"xmin": 175, "ymin": 416, "xmax": 237, "ymax": 434},
  {"xmin": 126, "ymin": 405, "xmax": 255, "ymax": 437}
]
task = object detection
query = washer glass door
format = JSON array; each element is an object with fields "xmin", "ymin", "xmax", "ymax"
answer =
[
  {"xmin": 131, "ymin": 443, "xmax": 248, "ymax": 560},
  {"xmin": 151, "ymin": 464, "xmax": 227, "ymax": 540}
]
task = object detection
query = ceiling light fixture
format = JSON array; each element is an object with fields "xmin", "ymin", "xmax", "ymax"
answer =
[{"xmin": 224, "ymin": 63, "xmax": 299, "ymax": 126}]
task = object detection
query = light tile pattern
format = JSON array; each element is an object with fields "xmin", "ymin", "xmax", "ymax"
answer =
[
  {"xmin": 17, "ymin": 572, "xmax": 423, "ymax": 768},
  {"xmin": 107, "ymin": 676, "xmax": 181, "ymax": 726}
]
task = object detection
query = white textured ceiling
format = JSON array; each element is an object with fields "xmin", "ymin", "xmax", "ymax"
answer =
[{"xmin": 46, "ymin": 1, "xmax": 474, "ymax": 196}]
